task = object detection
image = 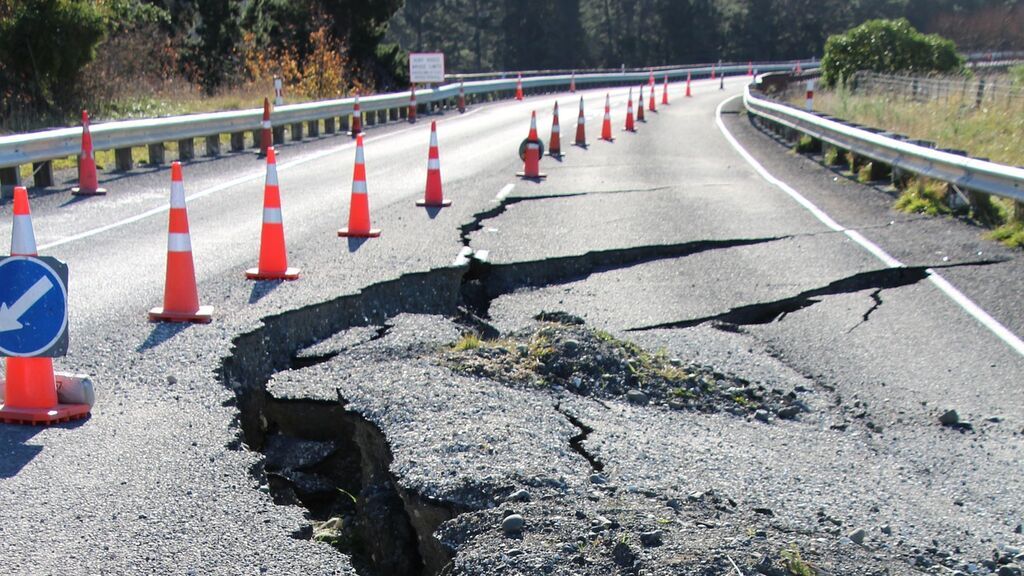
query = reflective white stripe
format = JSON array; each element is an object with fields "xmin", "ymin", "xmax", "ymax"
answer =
[
  {"xmin": 168, "ymin": 232, "xmax": 191, "ymax": 252},
  {"xmin": 265, "ymin": 166, "xmax": 279, "ymax": 187},
  {"xmin": 428, "ymin": 159, "xmax": 440, "ymax": 170},
  {"xmin": 355, "ymin": 146, "xmax": 365, "ymax": 164},
  {"xmin": 579, "ymin": 117, "xmax": 586, "ymax": 125},
  {"xmin": 170, "ymin": 182, "xmax": 186, "ymax": 208},
  {"xmin": 352, "ymin": 180, "xmax": 367, "ymax": 194},
  {"xmin": 262, "ymin": 121, "xmax": 271, "ymax": 129},
  {"xmin": 11, "ymin": 216, "xmax": 38, "ymax": 255},
  {"xmin": 552, "ymin": 125, "xmax": 560, "ymax": 133},
  {"xmin": 430, "ymin": 131, "xmax": 438, "ymax": 147},
  {"xmin": 263, "ymin": 207, "xmax": 282, "ymax": 224},
  {"xmin": 527, "ymin": 143, "xmax": 539, "ymax": 150}
]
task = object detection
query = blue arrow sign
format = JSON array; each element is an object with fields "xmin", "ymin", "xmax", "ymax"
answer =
[{"xmin": 0, "ymin": 256, "xmax": 69, "ymax": 357}]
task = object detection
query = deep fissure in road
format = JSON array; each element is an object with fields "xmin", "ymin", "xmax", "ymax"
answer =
[{"xmin": 216, "ymin": 235, "xmax": 789, "ymax": 575}]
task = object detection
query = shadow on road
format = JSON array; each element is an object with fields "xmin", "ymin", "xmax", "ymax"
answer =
[
  {"xmin": 137, "ymin": 322, "xmax": 192, "ymax": 352},
  {"xmin": 347, "ymin": 237, "xmax": 369, "ymax": 252},
  {"xmin": 249, "ymin": 280, "xmax": 283, "ymax": 304},
  {"xmin": 0, "ymin": 418, "xmax": 88, "ymax": 478}
]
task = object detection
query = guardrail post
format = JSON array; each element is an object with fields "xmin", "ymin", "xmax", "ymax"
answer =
[
  {"xmin": 250, "ymin": 130, "xmax": 261, "ymax": 150},
  {"xmin": 290, "ymin": 122, "xmax": 303, "ymax": 141},
  {"xmin": 148, "ymin": 143, "xmax": 166, "ymax": 165},
  {"xmin": 115, "ymin": 147, "xmax": 134, "ymax": 171},
  {"xmin": 975, "ymin": 79, "xmax": 986, "ymax": 107},
  {"xmin": 32, "ymin": 161, "xmax": 54, "ymax": 187},
  {"xmin": 324, "ymin": 117, "xmax": 336, "ymax": 134},
  {"xmin": 399, "ymin": 107, "xmax": 407, "ymax": 120},
  {"xmin": 178, "ymin": 138, "xmax": 195, "ymax": 161},
  {"xmin": 307, "ymin": 119, "xmax": 320, "ymax": 137},
  {"xmin": 1013, "ymin": 201, "xmax": 1024, "ymax": 223},
  {"xmin": 273, "ymin": 126, "xmax": 285, "ymax": 145},
  {"xmin": 231, "ymin": 132, "xmax": 246, "ymax": 152},
  {"xmin": 366, "ymin": 111, "xmax": 377, "ymax": 126},
  {"xmin": 205, "ymin": 135, "xmax": 220, "ymax": 157},
  {"xmin": 0, "ymin": 167, "xmax": 20, "ymax": 198},
  {"xmin": 377, "ymin": 110, "xmax": 387, "ymax": 125},
  {"xmin": 340, "ymin": 115, "xmax": 350, "ymax": 133},
  {"xmin": 388, "ymin": 108, "xmax": 398, "ymax": 122}
]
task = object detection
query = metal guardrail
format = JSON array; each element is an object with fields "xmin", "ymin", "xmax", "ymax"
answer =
[
  {"xmin": 0, "ymin": 61, "xmax": 814, "ymax": 175},
  {"xmin": 743, "ymin": 80, "xmax": 1024, "ymax": 203}
]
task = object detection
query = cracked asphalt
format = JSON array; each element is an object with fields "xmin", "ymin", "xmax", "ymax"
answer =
[{"xmin": 1, "ymin": 76, "xmax": 1022, "ymax": 575}]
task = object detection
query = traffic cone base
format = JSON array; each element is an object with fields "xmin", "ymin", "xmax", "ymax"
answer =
[
  {"xmin": 515, "ymin": 171, "xmax": 547, "ymax": 179},
  {"xmin": 416, "ymin": 198, "xmax": 452, "ymax": 207},
  {"xmin": 0, "ymin": 366, "xmax": 91, "ymax": 426},
  {"xmin": 71, "ymin": 185, "xmax": 108, "ymax": 196},
  {"xmin": 148, "ymin": 305, "xmax": 214, "ymax": 323},
  {"xmin": 245, "ymin": 266, "xmax": 300, "ymax": 281},
  {"xmin": 338, "ymin": 228, "xmax": 381, "ymax": 238}
]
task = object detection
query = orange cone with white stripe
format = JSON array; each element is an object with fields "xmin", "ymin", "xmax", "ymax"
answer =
[
  {"xmin": 548, "ymin": 101, "xmax": 563, "ymax": 157},
  {"xmin": 569, "ymin": 72, "xmax": 576, "ymax": 93},
  {"xmin": 259, "ymin": 98, "xmax": 272, "ymax": 157},
  {"xmin": 711, "ymin": 65, "xmax": 716, "ymax": 80},
  {"xmin": 517, "ymin": 112, "xmax": 546, "ymax": 180},
  {"xmin": 246, "ymin": 148, "xmax": 299, "ymax": 280},
  {"xmin": 350, "ymin": 95, "xmax": 362, "ymax": 137},
  {"xmin": 418, "ymin": 122, "xmax": 451, "ymax": 207},
  {"xmin": 648, "ymin": 81, "xmax": 657, "ymax": 112},
  {"xmin": 71, "ymin": 110, "xmax": 107, "ymax": 196},
  {"xmin": 637, "ymin": 86, "xmax": 646, "ymax": 122},
  {"xmin": 574, "ymin": 97, "xmax": 587, "ymax": 147},
  {"xmin": 624, "ymin": 88, "xmax": 636, "ymax": 132},
  {"xmin": 408, "ymin": 85, "xmax": 417, "ymax": 123},
  {"xmin": 600, "ymin": 94, "xmax": 613, "ymax": 141},
  {"xmin": 458, "ymin": 81, "xmax": 466, "ymax": 113},
  {"xmin": 648, "ymin": 68, "xmax": 655, "ymax": 87},
  {"xmin": 149, "ymin": 163, "xmax": 213, "ymax": 323},
  {"xmin": 686, "ymin": 72, "xmax": 692, "ymax": 97},
  {"xmin": 339, "ymin": 135, "xmax": 381, "ymax": 237},
  {"xmin": 0, "ymin": 187, "xmax": 91, "ymax": 425},
  {"xmin": 748, "ymin": 61, "xmax": 753, "ymax": 76},
  {"xmin": 662, "ymin": 74, "xmax": 670, "ymax": 105},
  {"xmin": 515, "ymin": 74, "xmax": 523, "ymax": 100}
]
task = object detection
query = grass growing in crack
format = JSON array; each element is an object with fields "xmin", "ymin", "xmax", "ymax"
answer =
[
  {"xmin": 823, "ymin": 146, "xmax": 841, "ymax": 166},
  {"xmin": 857, "ymin": 162, "xmax": 876, "ymax": 183},
  {"xmin": 793, "ymin": 135, "xmax": 817, "ymax": 154},
  {"xmin": 894, "ymin": 178, "xmax": 951, "ymax": 217},
  {"xmin": 453, "ymin": 333, "xmax": 482, "ymax": 351},
  {"xmin": 781, "ymin": 545, "xmax": 815, "ymax": 576}
]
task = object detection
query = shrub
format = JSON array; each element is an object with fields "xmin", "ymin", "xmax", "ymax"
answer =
[{"xmin": 821, "ymin": 19, "xmax": 964, "ymax": 87}]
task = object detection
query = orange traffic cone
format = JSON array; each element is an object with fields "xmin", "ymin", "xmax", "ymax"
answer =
[
  {"xmin": 662, "ymin": 74, "xmax": 670, "ymax": 105},
  {"xmin": 517, "ymin": 112, "xmax": 546, "ymax": 180},
  {"xmin": 600, "ymin": 94, "xmax": 613, "ymax": 141},
  {"xmin": 515, "ymin": 74, "xmax": 524, "ymax": 100},
  {"xmin": 246, "ymin": 148, "xmax": 299, "ymax": 281},
  {"xmin": 417, "ymin": 122, "xmax": 451, "ymax": 207},
  {"xmin": 259, "ymin": 98, "xmax": 272, "ymax": 158},
  {"xmin": 548, "ymin": 101, "xmax": 563, "ymax": 157},
  {"xmin": 71, "ymin": 110, "xmax": 107, "ymax": 196},
  {"xmin": 149, "ymin": 163, "xmax": 213, "ymax": 323},
  {"xmin": 574, "ymin": 97, "xmax": 587, "ymax": 147},
  {"xmin": 648, "ymin": 68, "xmax": 655, "ymax": 87},
  {"xmin": 795, "ymin": 61, "xmax": 802, "ymax": 74},
  {"xmin": 458, "ymin": 81, "xmax": 466, "ymax": 113},
  {"xmin": 686, "ymin": 72, "xmax": 692, "ymax": 97},
  {"xmin": 569, "ymin": 72, "xmax": 576, "ymax": 93},
  {"xmin": 338, "ymin": 135, "xmax": 381, "ymax": 237},
  {"xmin": 648, "ymin": 81, "xmax": 657, "ymax": 112},
  {"xmin": 408, "ymin": 85, "xmax": 417, "ymax": 123},
  {"xmin": 711, "ymin": 65, "xmax": 716, "ymax": 80},
  {"xmin": 748, "ymin": 61, "xmax": 753, "ymax": 76},
  {"xmin": 0, "ymin": 187, "xmax": 91, "ymax": 426},
  {"xmin": 624, "ymin": 88, "xmax": 636, "ymax": 132},
  {"xmin": 350, "ymin": 95, "xmax": 362, "ymax": 137},
  {"xmin": 637, "ymin": 86, "xmax": 646, "ymax": 122}
]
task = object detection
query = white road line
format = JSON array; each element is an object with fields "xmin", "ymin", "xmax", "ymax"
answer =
[
  {"xmin": 715, "ymin": 94, "xmax": 1024, "ymax": 358},
  {"xmin": 38, "ymin": 107, "xmax": 486, "ymax": 252},
  {"xmin": 495, "ymin": 183, "xmax": 515, "ymax": 202}
]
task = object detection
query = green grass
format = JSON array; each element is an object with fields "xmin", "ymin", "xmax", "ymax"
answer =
[
  {"xmin": 894, "ymin": 178, "xmax": 952, "ymax": 216},
  {"xmin": 988, "ymin": 221, "xmax": 1024, "ymax": 248},
  {"xmin": 453, "ymin": 333, "xmax": 482, "ymax": 351},
  {"xmin": 780, "ymin": 545, "xmax": 815, "ymax": 576},
  {"xmin": 793, "ymin": 134, "xmax": 817, "ymax": 154}
]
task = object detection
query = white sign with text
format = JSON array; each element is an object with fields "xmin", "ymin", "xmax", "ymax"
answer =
[{"xmin": 409, "ymin": 53, "xmax": 445, "ymax": 84}]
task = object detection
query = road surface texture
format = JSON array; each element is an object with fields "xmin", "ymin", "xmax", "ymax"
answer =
[{"xmin": 1, "ymin": 77, "xmax": 1021, "ymax": 576}]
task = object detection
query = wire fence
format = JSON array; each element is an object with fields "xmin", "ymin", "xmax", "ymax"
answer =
[{"xmin": 848, "ymin": 70, "xmax": 1024, "ymax": 107}]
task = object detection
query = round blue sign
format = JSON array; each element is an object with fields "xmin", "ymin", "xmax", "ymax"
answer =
[{"xmin": 0, "ymin": 256, "xmax": 68, "ymax": 357}]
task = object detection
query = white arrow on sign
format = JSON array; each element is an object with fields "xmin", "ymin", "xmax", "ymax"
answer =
[{"xmin": 0, "ymin": 276, "xmax": 55, "ymax": 333}]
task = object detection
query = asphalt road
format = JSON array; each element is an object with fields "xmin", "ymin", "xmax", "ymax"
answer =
[{"xmin": 0, "ymin": 76, "xmax": 1021, "ymax": 575}]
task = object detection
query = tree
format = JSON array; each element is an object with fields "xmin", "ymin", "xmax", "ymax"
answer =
[
  {"xmin": 0, "ymin": 0, "xmax": 106, "ymax": 110},
  {"xmin": 820, "ymin": 18, "xmax": 964, "ymax": 86}
]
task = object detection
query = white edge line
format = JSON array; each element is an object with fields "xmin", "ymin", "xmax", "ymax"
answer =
[
  {"xmin": 38, "ymin": 107, "xmax": 487, "ymax": 252},
  {"xmin": 714, "ymin": 94, "xmax": 1024, "ymax": 359},
  {"xmin": 495, "ymin": 183, "xmax": 515, "ymax": 202}
]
